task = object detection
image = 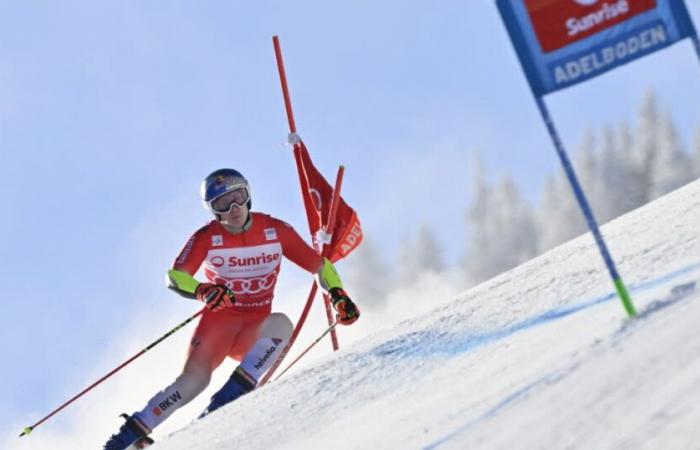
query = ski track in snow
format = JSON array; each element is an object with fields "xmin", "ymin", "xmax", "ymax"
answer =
[
  {"xmin": 425, "ymin": 276, "xmax": 699, "ymax": 449},
  {"xmin": 372, "ymin": 261, "xmax": 700, "ymax": 363},
  {"xmin": 150, "ymin": 179, "xmax": 700, "ymax": 450}
]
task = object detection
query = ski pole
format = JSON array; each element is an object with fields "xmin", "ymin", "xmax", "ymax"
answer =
[
  {"xmin": 20, "ymin": 308, "xmax": 206, "ymax": 438},
  {"xmin": 273, "ymin": 321, "xmax": 339, "ymax": 383},
  {"xmin": 319, "ymin": 165, "xmax": 345, "ymax": 351}
]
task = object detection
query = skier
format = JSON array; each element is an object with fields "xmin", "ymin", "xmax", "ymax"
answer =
[{"xmin": 103, "ymin": 168, "xmax": 360, "ymax": 449}]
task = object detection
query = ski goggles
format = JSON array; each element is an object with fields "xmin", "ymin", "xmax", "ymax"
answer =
[{"xmin": 209, "ymin": 185, "xmax": 250, "ymax": 213}]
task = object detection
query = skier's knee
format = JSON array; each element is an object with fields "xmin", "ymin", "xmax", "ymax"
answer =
[
  {"xmin": 258, "ymin": 312, "xmax": 293, "ymax": 341},
  {"xmin": 181, "ymin": 364, "xmax": 212, "ymax": 393}
]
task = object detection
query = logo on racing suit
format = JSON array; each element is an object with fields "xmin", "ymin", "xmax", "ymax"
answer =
[
  {"xmin": 212, "ymin": 235, "xmax": 223, "ymax": 246},
  {"xmin": 208, "ymin": 252, "xmax": 281, "ymax": 269},
  {"xmin": 254, "ymin": 343, "xmax": 278, "ymax": 370},
  {"xmin": 226, "ymin": 252, "xmax": 280, "ymax": 267},
  {"xmin": 205, "ymin": 243, "xmax": 283, "ymax": 307},
  {"xmin": 213, "ymin": 271, "xmax": 279, "ymax": 295},
  {"xmin": 176, "ymin": 236, "xmax": 196, "ymax": 265},
  {"xmin": 152, "ymin": 391, "xmax": 182, "ymax": 416},
  {"xmin": 264, "ymin": 228, "xmax": 278, "ymax": 241}
]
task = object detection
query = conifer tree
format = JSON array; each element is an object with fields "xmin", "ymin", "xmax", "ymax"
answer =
[
  {"xmin": 632, "ymin": 90, "xmax": 661, "ymax": 203},
  {"xmin": 397, "ymin": 224, "xmax": 444, "ymax": 285},
  {"xmin": 343, "ymin": 235, "xmax": 391, "ymax": 309},
  {"xmin": 649, "ymin": 111, "xmax": 693, "ymax": 198}
]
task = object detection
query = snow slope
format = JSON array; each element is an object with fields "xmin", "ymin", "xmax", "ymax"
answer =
[{"xmin": 156, "ymin": 179, "xmax": 700, "ymax": 450}]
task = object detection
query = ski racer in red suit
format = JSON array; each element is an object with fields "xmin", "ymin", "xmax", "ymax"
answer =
[{"xmin": 103, "ymin": 168, "xmax": 360, "ymax": 450}]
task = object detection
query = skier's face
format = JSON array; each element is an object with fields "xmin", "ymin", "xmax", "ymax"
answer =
[
  {"xmin": 211, "ymin": 186, "xmax": 249, "ymax": 213},
  {"xmin": 220, "ymin": 203, "xmax": 249, "ymax": 228}
]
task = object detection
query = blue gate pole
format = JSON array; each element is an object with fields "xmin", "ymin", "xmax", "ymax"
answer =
[
  {"xmin": 534, "ymin": 95, "xmax": 637, "ymax": 317},
  {"xmin": 692, "ymin": 34, "xmax": 700, "ymax": 63}
]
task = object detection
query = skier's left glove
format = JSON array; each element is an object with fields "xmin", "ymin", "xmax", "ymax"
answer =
[
  {"xmin": 195, "ymin": 283, "xmax": 236, "ymax": 312},
  {"xmin": 329, "ymin": 288, "xmax": 360, "ymax": 325}
]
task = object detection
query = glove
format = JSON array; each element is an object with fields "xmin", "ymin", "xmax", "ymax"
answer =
[
  {"xmin": 329, "ymin": 288, "xmax": 360, "ymax": 325},
  {"xmin": 195, "ymin": 283, "xmax": 236, "ymax": 312}
]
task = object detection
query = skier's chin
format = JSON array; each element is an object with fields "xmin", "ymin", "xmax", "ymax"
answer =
[{"xmin": 221, "ymin": 209, "xmax": 248, "ymax": 228}]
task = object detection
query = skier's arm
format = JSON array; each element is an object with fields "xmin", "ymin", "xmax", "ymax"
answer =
[
  {"xmin": 167, "ymin": 224, "xmax": 235, "ymax": 310},
  {"xmin": 276, "ymin": 220, "xmax": 359, "ymax": 324},
  {"xmin": 172, "ymin": 225, "xmax": 210, "ymax": 274},
  {"xmin": 275, "ymin": 220, "xmax": 324, "ymax": 273},
  {"xmin": 166, "ymin": 269, "xmax": 200, "ymax": 299},
  {"xmin": 168, "ymin": 225, "xmax": 209, "ymax": 298},
  {"xmin": 316, "ymin": 258, "xmax": 360, "ymax": 325},
  {"xmin": 166, "ymin": 269, "xmax": 235, "ymax": 310},
  {"xmin": 316, "ymin": 257, "xmax": 342, "ymax": 290}
]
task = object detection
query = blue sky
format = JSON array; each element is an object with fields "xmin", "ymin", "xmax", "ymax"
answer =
[{"xmin": 2, "ymin": 0, "xmax": 700, "ymax": 444}]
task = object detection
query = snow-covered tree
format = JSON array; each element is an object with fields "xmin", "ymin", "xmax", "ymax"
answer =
[
  {"xmin": 573, "ymin": 128, "xmax": 608, "ymax": 219},
  {"xmin": 464, "ymin": 151, "xmax": 494, "ymax": 282},
  {"xmin": 631, "ymin": 90, "xmax": 661, "ymax": 203},
  {"xmin": 536, "ymin": 173, "xmax": 585, "ymax": 253},
  {"xmin": 465, "ymin": 154, "xmax": 537, "ymax": 282},
  {"xmin": 599, "ymin": 123, "xmax": 643, "ymax": 221},
  {"xmin": 460, "ymin": 89, "xmax": 698, "ymax": 284},
  {"xmin": 536, "ymin": 130, "xmax": 601, "ymax": 253},
  {"xmin": 574, "ymin": 129, "xmax": 597, "ymax": 190},
  {"xmin": 489, "ymin": 177, "xmax": 538, "ymax": 271},
  {"xmin": 397, "ymin": 224, "xmax": 444, "ymax": 286},
  {"xmin": 648, "ymin": 111, "xmax": 694, "ymax": 198},
  {"xmin": 693, "ymin": 126, "xmax": 700, "ymax": 180},
  {"xmin": 597, "ymin": 126, "xmax": 621, "ymax": 222},
  {"xmin": 342, "ymin": 235, "xmax": 391, "ymax": 310}
]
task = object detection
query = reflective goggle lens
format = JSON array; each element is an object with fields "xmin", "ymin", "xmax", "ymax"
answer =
[{"xmin": 210, "ymin": 186, "xmax": 249, "ymax": 213}]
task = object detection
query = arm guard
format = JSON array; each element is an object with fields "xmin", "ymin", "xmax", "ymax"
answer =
[
  {"xmin": 166, "ymin": 269, "xmax": 201, "ymax": 299},
  {"xmin": 316, "ymin": 257, "xmax": 343, "ymax": 291}
]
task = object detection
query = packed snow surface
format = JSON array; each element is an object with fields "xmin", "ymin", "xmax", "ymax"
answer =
[{"xmin": 156, "ymin": 179, "xmax": 700, "ymax": 450}]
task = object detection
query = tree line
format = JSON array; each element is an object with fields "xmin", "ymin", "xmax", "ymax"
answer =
[{"xmin": 345, "ymin": 91, "xmax": 700, "ymax": 308}]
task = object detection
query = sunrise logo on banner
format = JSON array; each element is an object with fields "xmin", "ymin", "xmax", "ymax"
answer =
[
  {"xmin": 497, "ymin": 0, "xmax": 696, "ymax": 95},
  {"xmin": 528, "ymin": 0, "xmax": 657, "ymax": 53}
]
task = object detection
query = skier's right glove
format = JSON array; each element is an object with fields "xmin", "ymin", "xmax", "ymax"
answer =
[
  {"xmin": 195, "ymin": 283, "xmax": 236, "ymax": 312},
  {"xmin": 329, "ymin": 288, "xmax": 360, "ymax": 325}
]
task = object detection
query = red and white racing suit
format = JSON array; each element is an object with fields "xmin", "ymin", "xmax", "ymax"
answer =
[
  {"xmin": 175, "ymin": 212, "xmax": 322, "ymax": 364},
  {"xmin": 175, "ymin": 212, "xmax": 322, "ymax": 313},
  {"xmin": 134, "ymin": 213, "xmax": 322, "ymax": 431}
]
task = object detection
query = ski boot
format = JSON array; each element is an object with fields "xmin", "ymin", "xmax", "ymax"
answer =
[
  {"xmin": 198, "ymin": 367, "xmax": 256, "ymax": 419},
  {"xmin": 103, "ymin": 413, "xmax": 152, "ymax": 450}
]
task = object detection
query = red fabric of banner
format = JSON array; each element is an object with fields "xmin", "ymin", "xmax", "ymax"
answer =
[
  {"xmin": 293, "ymin": 141, "xmax": 362, "ymax": 262},
  {"xmin": 525, "ymin": 0, "xmax": 657, "ymax": 53}
]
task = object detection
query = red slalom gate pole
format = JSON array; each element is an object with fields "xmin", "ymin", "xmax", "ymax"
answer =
[
  {"xmin": 264, "ymin": 166, "xmax": 344, "ymax": 382},
  {"xmin": 320, "ymin": 166, "xmax": 346, "ymax": 351},
  {"xmin": 262, "ymin": 36, "xmax": 347, "ymax": 384},
  {"xmin": 20, "ymin": 308, "xmax": 205, "ymax": 438},
  {"xmin": 273, "ymin": 35, "xmax": 297, "ymax": 134},
  {"xmin": 260, "ymin": 35, "xmax": 317, "ymax": 386},
  {"xmin": 260, "ymin": 166, "xmax": 345, "ymax": 385},
  {"xmin": 258, "ymin": 282, "xmax": 319, "ymax": 386},
  {"xmin": 324, "ymin": 166, "xmax": 345, "ymax": 245}
]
